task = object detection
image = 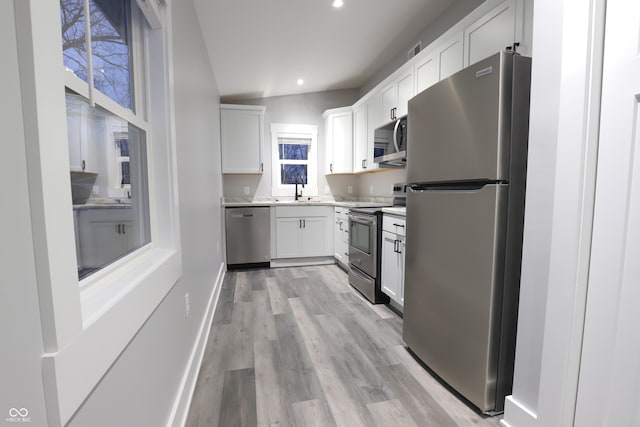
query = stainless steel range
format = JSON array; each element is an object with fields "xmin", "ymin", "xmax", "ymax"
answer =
[{"xmin": 348, "ymin": 206, "xmax": 388, "ymax": 304}]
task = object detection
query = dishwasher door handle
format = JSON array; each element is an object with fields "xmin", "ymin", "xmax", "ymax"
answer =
[{"xmin": 231, "ymin": 214, "xmax": 254, "ymax": 219}]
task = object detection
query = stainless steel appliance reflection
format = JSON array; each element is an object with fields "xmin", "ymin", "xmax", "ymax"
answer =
[
  {"xmin": 348, "ymin": 207, "xmax": 389, "ymax": 304},
  {"xmin": 403, "ymin": 51, "xmax": 531, "ymax": 414}
]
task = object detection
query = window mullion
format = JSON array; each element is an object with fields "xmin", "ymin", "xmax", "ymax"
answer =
[{"xmin": 82, "ymin": 0, "xmax": 95, "ymax": 106}]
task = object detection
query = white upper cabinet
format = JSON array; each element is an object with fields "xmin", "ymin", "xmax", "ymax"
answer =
[
  {"xmin": 380, "ymin": 68, "xmax": 414, "ymax": 123},
  {"xmin": 415, "ymin": 51, "xmax": 439, "ymax": 95},
  {"xmin": 220, "ymin": 104, "xmax": 266, "ymax": 174},
  {"xmin": 353, "ymin": 102, "xmax": 369, "ymax": 173},
  {"xmin": 463, "ymin": 0, "xmax": 519, "ymax": 67},
  {"xmin": 396, "ymin": 71, "xmax": 414, "ymax": 118},
  {"xmin": 437, "ymin": 33, "xmax": 464, "ymax": 81},
  {"xmin": 323, "ymin": 107, "xmax": 353, "ymax": 174}
]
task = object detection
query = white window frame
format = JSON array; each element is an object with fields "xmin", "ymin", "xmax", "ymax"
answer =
[
  {"xmin": 14, "ymin": 1, "xmax": 181, "ymax": 425},
  {"xmin": 271, "ymin": 123, "xmax": 318, "ymax": 197}
]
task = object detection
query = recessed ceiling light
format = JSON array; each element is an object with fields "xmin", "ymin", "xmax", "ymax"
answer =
[
  {"xmin": 332, "ymin": 0, "xmax": 343, "ymax": 8},
  {"xmin": 297, "ymin": 79, "xmax": 304, "ymax": 86}
]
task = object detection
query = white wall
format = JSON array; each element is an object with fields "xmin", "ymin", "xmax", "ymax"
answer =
[
  {"xmin": 222, "ymin": 90, "xmax": 360, "ymax": 199},
  {"xmin": 504, "ymin": 0, "xmax": 605, "ymax": 426},
  {"xmin": 357, "ymin": 169, "xmax": 408, "ymax": 197},
  {"xmin": 65, "ymin": 1, "xmax": 225, "ymax": 425},
  {"xmin": 0, "ymin": 1, "xmax": 48, "ymax": 424}
]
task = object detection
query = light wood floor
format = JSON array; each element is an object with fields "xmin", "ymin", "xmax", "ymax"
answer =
[{"xmin": 186, "ymin": 265, "xmax": 502, "ymax": 427}]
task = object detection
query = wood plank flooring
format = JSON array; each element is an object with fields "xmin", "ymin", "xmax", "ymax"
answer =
[{"xmin": 186, "ymin": 265, "xmax": 502, "ymax": 427}]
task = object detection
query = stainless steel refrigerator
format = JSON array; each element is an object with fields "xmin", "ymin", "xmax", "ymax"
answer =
[{"xmin": 403, "ymin": 51, "xmax": 531, "ymax": 414}]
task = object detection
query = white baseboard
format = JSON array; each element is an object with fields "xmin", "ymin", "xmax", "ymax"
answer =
[
  {"xmin": 502, "ymin": 395, "xmax": 538, "ymax": 427},
  {"xmin": 270, "ymin": 257, "xmax": 335, "ymax": 268},
  {"xmin": 167, "ymin": 262, "xmax": 226, "ymax": 427}
]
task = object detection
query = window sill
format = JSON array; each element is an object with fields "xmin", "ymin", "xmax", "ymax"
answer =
[{"xmin": 44, "ymin": 247, "xmax": 182, "ymax": 425}]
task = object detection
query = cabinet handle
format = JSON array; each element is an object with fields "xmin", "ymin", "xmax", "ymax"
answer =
[
  {"xmin": 393, "ymin": 240, "xmax": 398, "ymax": 253},
  {"xmin": 299, "ymin": 219, "xmax": 302, "ymax": 228},
  {"xmin": 122, "ymin": 224, "xmax": 126, "ymax": 234},
  {"xmin": 339, "ymin": 221, "xmax": 343, "ymax": 231},
  {"xmin": 330, "ymin": 163, "xmax": 333, "ymax": 173},
  {"xmin": 393, "ymin": 223, "xmax": 405, "ymax": 228},
  {"xmin": 82, "ymin": 160, "xmax": 86, "ymax": 171},
  {"xmin": 397, "ymin": 240, "xmax": 402, "ymax": 254},
  {"xmin": 116, "ymin": 224, "xmax": 120, "ymax": 234},
  {"xmin": 260, "ymin": 162, "xmax": 264, "ymax": 172},
  {"xmin": 303, "ymin": 219, "xmax": 306, "ymax": 228}
]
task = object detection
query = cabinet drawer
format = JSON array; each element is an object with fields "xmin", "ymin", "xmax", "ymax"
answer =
[{"xmin": 383, "ymin": 214, "xmax": 406, "ymax": 236}]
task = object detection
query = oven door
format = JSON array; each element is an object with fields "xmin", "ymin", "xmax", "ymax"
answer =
[{"xmin": 349, "ymin": 213, "xmax": 377, "ymax": 277}]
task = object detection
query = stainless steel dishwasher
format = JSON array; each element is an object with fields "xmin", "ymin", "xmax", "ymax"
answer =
[{"xmin": 225, "ymin": 207, "xmax": 271, "ymax": 269}]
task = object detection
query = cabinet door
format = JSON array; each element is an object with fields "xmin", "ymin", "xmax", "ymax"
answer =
[
  {"xmin": 330, "ymin": 112, "xmax": 353, "ymax": 174},
  {"xmin": 438, "ymin": 33, "xmax": 464, "ymax": 80},
  {"xmin": 302, "ymin": 216, "xmax": 331, "ymax": 257},
  {"xmin": 221, "ymin": 106, "xmax": 264, "ymax": 174},
  {"xmin": 398, "ymin": 235, "xmax": 406, "ymax": 306},
  {"xmin": 415, "ymin": 52, "xmax": 439, "ymax": 95},
  {"xmin": 366, "ymin": 96, "xmax": 380, "ymax": 171},
  {"xmin": 342, "ymin": 227, "xmax": 350, "ymax": 264},
  {"xmin": 353, "ymin": 103, "xmax": 368, "ymax": 172},
  {"xmin": 396, "ymin": 69, "xmax": 414, "ymax": 117},
  {"xmin": 80, "ymin": 220, "xmax": 133, "ymax": 268},
  {"xmin": 463, "ymin": 0, "xmax": 517, "ymax": 67},
  {"xmin": 334, "ymin": 213, "xmax": 346, "ymax": 264},
  {"xmin": 275, "ymin": 218, "xmax": 302, "ymax": 258},
  {"xmin": 325, "ymin": 114, "xmax": 334, "ymax": 174},
  {"xmin": 381, "ymin": 83, "xmax": 396, "ymax": 123},
  {"xmin": 381, "ymin": 231, "xmax": 400, "ymax": 300}
]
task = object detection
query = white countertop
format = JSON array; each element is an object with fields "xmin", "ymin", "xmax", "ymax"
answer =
[
  {"xmin": 222, "ymin": 198, "xmax": 392, "ymax": 208},
  {"xmin": 382, "ymin": 207, "xmax": 407, "ymax": 216}
]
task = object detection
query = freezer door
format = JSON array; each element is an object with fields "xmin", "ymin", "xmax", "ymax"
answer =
[
  {"xmin": 403, "ymin": 184, "xmax": 508, "ymax": 412},
  {"xmin": 407, "ymin": 51, "xmax": 516, "ymax": 183}
]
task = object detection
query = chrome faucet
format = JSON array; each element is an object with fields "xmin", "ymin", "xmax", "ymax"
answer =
[{"xmin": 295, "ymin": 175, "xmax": 305, "ymax": 201}]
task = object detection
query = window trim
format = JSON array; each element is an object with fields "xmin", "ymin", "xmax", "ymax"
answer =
[
  {"xmin": 271, "ymin": 123, "xmax": 318, "ymax": 197},
  {"xmin": 14, "ymin": 1, "xmax": 181, "ymax": 425}
]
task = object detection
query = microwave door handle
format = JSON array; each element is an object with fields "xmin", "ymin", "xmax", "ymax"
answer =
[{"xmin": 392, "ymin": 119, "xmax": 401, "ymax": 153}]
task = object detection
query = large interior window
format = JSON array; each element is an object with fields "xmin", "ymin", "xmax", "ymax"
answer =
[
  {"xmin": 61, "ymin": 0, "xmax": 150, "ymax": 280},
  {"xmin": 271, "ymin": 123, "xmax": 318, "ymax": 197}
]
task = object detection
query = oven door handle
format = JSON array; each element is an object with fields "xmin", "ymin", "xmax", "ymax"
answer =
[
  {"xmin": 348, "ymin": 214, "xmax": 376, "ymax": 225},
  {"xmin": 350, "ymin": 218, "xmax": 375, "ymax": 227}
]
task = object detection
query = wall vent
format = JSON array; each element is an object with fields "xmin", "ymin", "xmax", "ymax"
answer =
[{"xmin": 408, "ymin": 41, "xmax": 422, "ymax": 60}]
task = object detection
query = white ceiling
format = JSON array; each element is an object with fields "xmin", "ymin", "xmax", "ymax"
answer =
[{"xmin": 192, "ymin": 0, "xmax": 458, "ymax": 100}]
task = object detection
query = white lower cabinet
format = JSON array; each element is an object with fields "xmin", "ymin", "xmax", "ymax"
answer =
[
  {"xmin": 76, "ymin": 206, "xmax": 137, "ymax": 269},
  {"xmin": 274, "ymin": 206, "xmax": 333, "ymax": 259},
  {"xmin": 381, "ymin": 215, "xmax": 406, "ymax": 306},
  {"xmin": 334, "ymin": 207, "xmax": 350, "ymax": 266}
]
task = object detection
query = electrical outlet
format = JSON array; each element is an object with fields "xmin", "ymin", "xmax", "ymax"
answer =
[
  {"xmin": 369, "ymin": 185, "xmax": 374, "ymax": 194},
  {"xmin": 243, "ymin": 186, "xmax": 250, "ymax": 195},
  {"xmin": 184, "ymin": 293, "xmax": 190, "ymax": 318},
  {"xmin": 347, "ymin": 185, "xmax": 353, "ymax": 194}
]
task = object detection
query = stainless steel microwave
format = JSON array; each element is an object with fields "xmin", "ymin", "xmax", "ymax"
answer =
[{"xmin": 373, "ymin": 116, "xmax": 407, "ymax": 167}]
